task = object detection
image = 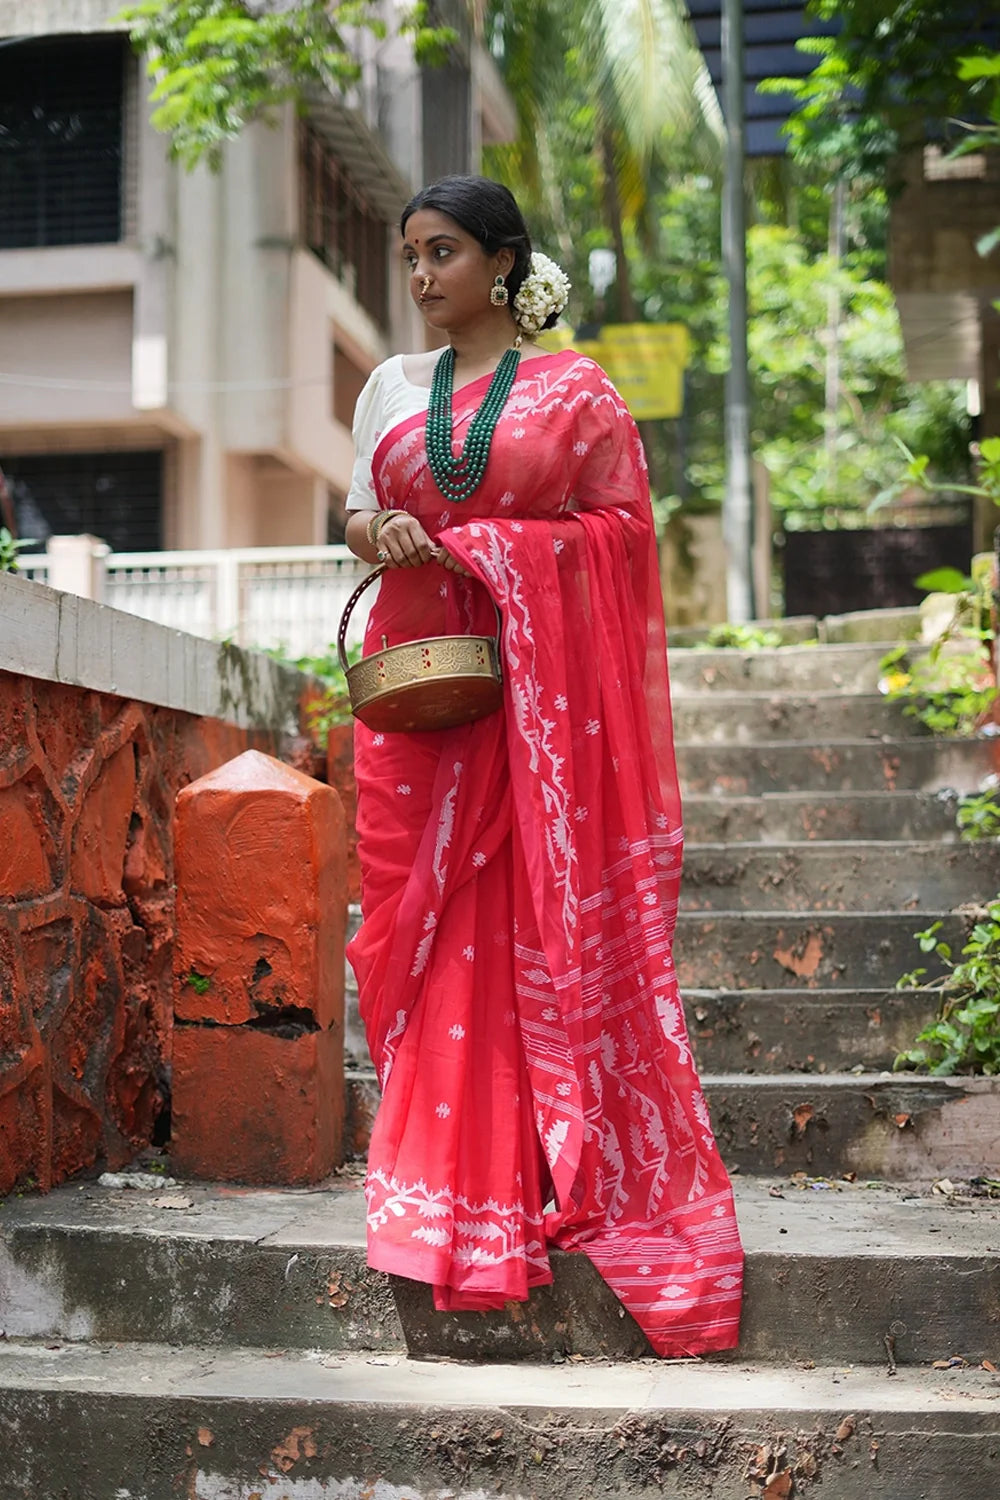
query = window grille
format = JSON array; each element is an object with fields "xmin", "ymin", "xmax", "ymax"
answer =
[
  {"xmin": 2, "ymin": 450, "xmax": 163, "ymax": 555},
  {"xmin": 299, "ymin": 125, "xmax": 389, "ymax": 330},
  {"xmin": 0, "ymin": 34, "xmax": 125, "ymax": 250}
]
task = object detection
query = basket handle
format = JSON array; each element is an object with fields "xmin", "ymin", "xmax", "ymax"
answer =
[
  {"xmin": 336, "ymin": 564, "xmax": 504, "ymax": 674},
  {"xmin": 337, "ymin": 565, "xmax": 386, "ymax": 673}
]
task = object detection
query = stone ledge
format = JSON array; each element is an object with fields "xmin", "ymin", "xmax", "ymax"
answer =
[
  {"xmin": 4, "ymin": 1175, "xmax": 998, "ymax": 1368},
  {"xmin": 0, "ymin": 1342, "xmax": 996, "ymax": 1500},
  {"xmin": 0, "ymin": 571, "xmax": 307, "ymax": 734}
]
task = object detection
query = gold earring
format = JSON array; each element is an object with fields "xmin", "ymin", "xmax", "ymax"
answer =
[{"xmin": 490, "ymin": 275, "xmax": 509, "ymax": 307}]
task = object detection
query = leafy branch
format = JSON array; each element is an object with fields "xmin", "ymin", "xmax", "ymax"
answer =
[
  {"xmin": 870, "ymin": 435, "xmax": 1000, "ymax": 514},
  {"xmin": 115, "ymin": 1, "xmax": 454, "ymax": 169}
]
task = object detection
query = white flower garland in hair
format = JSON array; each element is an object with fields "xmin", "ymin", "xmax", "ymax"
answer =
[{"xmin": 513, "ymin": 252, "xmax": 571, "ymax": 338}]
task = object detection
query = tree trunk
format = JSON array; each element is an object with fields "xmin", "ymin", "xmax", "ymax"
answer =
[
  {"xmin": 600, "ymin": 126, "xmax": 637, "ymax": 321},
  {"xmin": 824, "ymin": 177, "xmax": 846, "ymax": 499}
]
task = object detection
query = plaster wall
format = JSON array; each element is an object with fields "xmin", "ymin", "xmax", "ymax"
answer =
[
  {"xmin": 0, "ymin": 292, "xmax": 136, "ymax": 428},
  {"xmin": 286, "ymin": 249, "xmax": 385, "ymax": 490}
]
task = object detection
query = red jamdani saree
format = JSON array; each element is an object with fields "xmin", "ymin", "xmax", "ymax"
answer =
[{"xmin": 347, "ymin": 349, "xmax": 743, "ymax": 1356}]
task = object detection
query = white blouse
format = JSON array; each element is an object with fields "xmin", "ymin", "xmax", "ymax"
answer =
[{"xmin": 346, "ymin": 355, "xmax": 432, "ymax": 512}]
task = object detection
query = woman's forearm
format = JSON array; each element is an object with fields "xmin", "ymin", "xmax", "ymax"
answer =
[{"xmin": 346, "ymin": 510, "xmax": 382, "ymax": 564}]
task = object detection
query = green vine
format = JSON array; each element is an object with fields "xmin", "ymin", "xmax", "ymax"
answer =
[
  {"xmin": 895, "ymin": 905, "xmax": 1000, "ymax": 1076},
  {"xmin": 957, "ymin": 784, "xmax": 1000, "ymax": 842},
  {"xmin": 264, "ymin": 641, "xmax": 360, "ymax": 749}
]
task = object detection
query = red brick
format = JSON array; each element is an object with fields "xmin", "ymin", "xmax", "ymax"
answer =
[
  {"xmin": 70, "ymin": 742, "xmax": 136, "ymax": 904},
  {"xmin": 50, "ymin": 1081, "xmax": 104, "ymax": 1184},
  {"xmin": 33, "ymin": 681, "xmax": 101, "ymax": 787},
  {"xmin": 170, "ymin": 1024, "xmax": 342, "ymax": 1184},
  {"xmin": 0, "ymin": 786, "xmax": 51, "ymax": 899},
  {"xmin": 0, "ymin": 671, "xmax": 35, "ymax": 784},
  {"xmin": 326, "ymin": 724, "xmax": 359, "ymax": 904},
  {"xmin": 21, "ymin": 913, "xmax": 75, "ymax": 1037},
  {"xmin": 0, "ymin": 1070, "xmax": 50, "ymax": 1195},
  {"xmin": 122, "ymin": 812, "xmax": 169, "ymax": 896},
  {"xmin": 0, "ymin": 921, "xmax": 31, "ymax": 1060},
  {"xmin": 174, "ymin": 751, "xmax": 346, "ymax": 1030}
]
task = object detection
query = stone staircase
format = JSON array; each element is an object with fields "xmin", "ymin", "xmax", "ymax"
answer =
[{"xmin": 2, "ymin": 628, "xmax": 1000, "ymax": 1498}]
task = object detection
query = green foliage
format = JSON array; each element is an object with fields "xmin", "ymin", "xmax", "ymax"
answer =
[
  {"xmin": 957, "ymin": 784, "xmax": 1000, "ymax": 842},
  {"xmin": 914, "ymin": 567, "xmax": 972, "ymax": 595},
  {"xmin": 768, "ymin": 2, "xmax": 999, "ymax": 181},
  {"xmin": 0, "ymin": 529, "xmax": 37, "ymax": 573},
  {"xmin": 878, "ymin": 629, "xmax": 997, "ymax": 737},
  {"xmin": 873, "ymin": 435, "xmax": 1000, "ymax": 516},
  {"xmin": 705, "ymin": 225, "xmax": 972, "ymax": 522},
  {"xmin": 696, "ymin": 623, "xmax": 783, "ymax": 650},
  {"xmin": 116, "ymin": 1, "xmax": 451, "ymax": 169},
  {"xmin": 895, "ymin": 904, "xmax": 1000, "ymax": 1076},
  {"xmin": 185, "ymin": 970, "xmax": 211, "ymax": 994},
  {"xmin": 266, "ymin": 641, "xmax": 360, "ymax": 748}
]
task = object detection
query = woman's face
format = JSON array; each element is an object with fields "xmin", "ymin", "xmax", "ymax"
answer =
[{"xmin": 401, "ymin": 208, "xmax": 513, "ymax": 332}]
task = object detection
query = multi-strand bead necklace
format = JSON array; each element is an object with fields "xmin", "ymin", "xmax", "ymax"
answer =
[{"xmin": 425, "ymin": 343, "xmax": 521, "ymax": 503}]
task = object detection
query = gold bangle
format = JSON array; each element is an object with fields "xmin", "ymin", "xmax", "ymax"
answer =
[{"xmin": 369, "ymin": 510, "xmax": 403, "ymax": 548}]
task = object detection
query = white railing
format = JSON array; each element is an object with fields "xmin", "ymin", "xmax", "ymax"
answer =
[{"xmin": 18, "ymin": 542, "xmax": 372, "ymax": 660}]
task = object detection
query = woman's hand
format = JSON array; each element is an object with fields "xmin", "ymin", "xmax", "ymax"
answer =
[
  {"xmin": 376, "ymin": 513, "xmax": 437, "ymax": 568},
  {"xmin": 434, "ymin": 545, "xmax": 472, "ymax": 577}
]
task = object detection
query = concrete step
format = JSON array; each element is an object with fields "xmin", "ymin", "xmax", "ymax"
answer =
[
  {"xmin": 675, "ymin": 737, "xmax": 996, "ymax": 795},
  {"xmin": 1, "ymin": 1341, "xmax": 997, "ymax": 1500},
  {"xmin": 343, "ymin": 1068, "xmax": 999, "ymax": 1181},
  {"xmin": 3, "ymin": 1178, "xmax": 999, "ymax": 1369},
  {"xmin": 345, "ymin": 908, "xmax": 965, "ymax": 1075},
  {"xmin": 672, "ymin": 691, "xmax": 915, "ymax": 744},
  {"xmin": 682, "ymin": 789, "xmax": 963, "ymax": 844},
  {"xmin": 666, "ymin": 605, "xmax": 921, "ymax": 649},
  {"xmin": 667, "ymin": 612, "xmax": 820, "ymax": 646},
  {"xmin": 673, "ymin": 910, "xmax": 960, "ymax": 991},
  {"xmin": 820, "ymin": 606, "xmax": 923, "ymax": 644},
  {"xmin": 343, "ymin": 907, "xmax": 967, "ymax": 1074},
  {"xmin": 703, "ymin": 1072, "xmax": 1000, "ymax": 1179},
  {"xmin": 680, "ymin": 840, "xmax": 1000, "ymax": 912},
  {"xmin": 668, "ymin": 641, "xmax": 907, "ymax": 695},
  {"xmin": 686, "ymin": 988, "xmax": 938, "ymax": 1074}
]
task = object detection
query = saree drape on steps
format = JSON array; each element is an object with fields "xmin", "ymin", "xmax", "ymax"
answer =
[{"xmin": 347, "ymin": 350, "xmax": 743, "ymax": 1356}]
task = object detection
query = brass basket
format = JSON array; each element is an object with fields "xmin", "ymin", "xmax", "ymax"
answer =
[{"xmin": 337, "ymin": 566, "xmax": 504, "ymax": 733}]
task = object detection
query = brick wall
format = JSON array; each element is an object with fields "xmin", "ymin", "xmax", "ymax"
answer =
[{"xmin": 0, "ymin": 572, "xmax": 320, "ymax": 1193}]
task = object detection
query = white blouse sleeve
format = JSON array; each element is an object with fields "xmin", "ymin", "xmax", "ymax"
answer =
[{"xmin": 345, "ymin": 365, "xmax": 385, "ymax": 512}]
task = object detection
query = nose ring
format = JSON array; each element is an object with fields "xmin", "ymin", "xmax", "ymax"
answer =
[{"xmin": 420, "ymin": 276, "xmax": 431, "ymax": 299}]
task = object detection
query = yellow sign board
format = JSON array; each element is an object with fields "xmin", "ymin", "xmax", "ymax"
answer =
[{"xmin": 539, "ymin": 322, "xmax": 690, "ymax": 420}]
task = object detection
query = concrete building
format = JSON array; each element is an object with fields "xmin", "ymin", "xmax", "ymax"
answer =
[{"xmin": 0, "ymin": 0, "xmax": 515, "ymax": 553}]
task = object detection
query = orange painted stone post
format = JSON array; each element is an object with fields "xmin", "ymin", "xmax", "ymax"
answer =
[{"xmin": 170, "ymin": 749, "xmax": 346, "ymax": 1183}]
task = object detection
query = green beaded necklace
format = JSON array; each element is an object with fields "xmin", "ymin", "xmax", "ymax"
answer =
[{"xmin": 426, "ymin": 343, "xmax": 521, "ymax": 503}]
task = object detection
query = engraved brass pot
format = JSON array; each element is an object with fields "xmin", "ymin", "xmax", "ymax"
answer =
[{"xmin": 337, "ymin": 566, "xmax": 503, "ymax": 733}]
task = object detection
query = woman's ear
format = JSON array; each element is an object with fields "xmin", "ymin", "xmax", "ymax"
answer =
[{"xmin": 494, "ymin": 247, "xmax": 516, "ymax": 278}]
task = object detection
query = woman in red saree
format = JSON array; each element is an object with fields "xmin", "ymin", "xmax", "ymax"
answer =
[{"xmin": 345, "ymin": 177, "xmax": 742, "ymax": 1357}]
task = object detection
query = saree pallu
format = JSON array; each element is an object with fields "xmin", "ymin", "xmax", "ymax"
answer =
[{"xmin": 347, "ymin": 350, "xmax": 743, "ymax": 1355}]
